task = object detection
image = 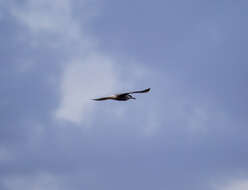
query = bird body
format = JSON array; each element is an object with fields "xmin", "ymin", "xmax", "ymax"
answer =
[{"xmin": 92, "ymin": 88, "xmax": 150, "ymax": 101}]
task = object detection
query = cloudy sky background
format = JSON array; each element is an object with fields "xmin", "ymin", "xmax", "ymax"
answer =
[{"xmin": 0, "ymin": 0, "xmax": 248, "ymax": 189}]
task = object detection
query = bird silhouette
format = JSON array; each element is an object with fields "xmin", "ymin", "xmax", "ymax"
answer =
[{"xmin": 92, "ymin": 88, "xmax": 150, "ymax": 101}]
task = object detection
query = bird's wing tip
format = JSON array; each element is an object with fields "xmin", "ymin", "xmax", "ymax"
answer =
[{"xmin": 145, "ymin": 88, "xmax": 151, "ymax": 92}]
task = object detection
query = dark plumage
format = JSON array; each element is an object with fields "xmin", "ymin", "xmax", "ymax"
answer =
[{"xmin": 92, "ymin": 88, "xmax": 150, "ymax": 101}]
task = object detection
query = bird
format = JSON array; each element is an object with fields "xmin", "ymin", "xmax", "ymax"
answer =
[{"xmin": 92, "ymin": 88, "xmax": 150, "ymax": 101}]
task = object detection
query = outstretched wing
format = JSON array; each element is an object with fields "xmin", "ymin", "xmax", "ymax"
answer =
[
  {"xmin": 117, "ymin": 88, "xmax": 150, "ymax": 96},
  {"xmin": 129, "ymin": 88, "xmax": 150, "ymax": 94},
  {"xmin": 92, "ymin": 96, "xmax": 115, "ymax": 101}
]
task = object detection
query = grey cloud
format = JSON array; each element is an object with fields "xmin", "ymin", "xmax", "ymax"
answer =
[{"xmin": 1, "ymin": 0, "xmax": 248, "ymax": 190}]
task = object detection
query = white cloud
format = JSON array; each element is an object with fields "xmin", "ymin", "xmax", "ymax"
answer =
[
  {"xmin": 10, "ymin": 0, "xmax": 220, "ymax": 135},
  {"xmin": 10, "ymin": 0, "xmax": 148, "ymax": 125},
  {"xmin": 11, "ymin": 0, "xmax": 72, "ymax": 33},
  {"xmin": 11, "ymin": 0, "xmax": 95, "ymax": 50},
  {"xmin": 55, "ymin": 54, "xmax": 120, "ymax": 124},
  {"xmin": 214, "ymin": 179, "xmax": 248, "ymax": 190},
  {"xmin": 3, "ymin": 173, "xmax": 64, "ymax": 190}
]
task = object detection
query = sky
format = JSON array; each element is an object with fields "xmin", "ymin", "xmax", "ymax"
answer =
[{"xmin": 0, "ymin": 0, "xmax": 248, "ymax": 189}]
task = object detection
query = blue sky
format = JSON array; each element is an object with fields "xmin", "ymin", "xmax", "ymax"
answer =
[{"xmin": 0, "ymin": 0, "xmax": 248, "ymax": 189}]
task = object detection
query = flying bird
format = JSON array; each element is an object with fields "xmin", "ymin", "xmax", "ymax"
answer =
[{"xmin": 92, "ymin": 88, "xmax": 150, "ymax": 101}]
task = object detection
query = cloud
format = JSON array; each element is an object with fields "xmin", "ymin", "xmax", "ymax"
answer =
[
  {"xmin": 9, "ymin": 0, "xmax": 103, "ymax": 123},
  {"xmin": 54, "ymin": 54, "xmax": 153, "ymax": 125},
  {"xmin": 11, "ymin": 0, "xmax": 73, "ymax": 33},
  {"xmin": 10, "ymin": 0, "xmax": 149, "ymax": 126},
  {"xmin": 1, "ymin": 1, "xmax": 248, "ymax": 190},
  {"xmin": 2, "ymin": 173, "xmax": 64, "ymax": 190},
  {"xmin": 10, "ymin": 0, "xmax": 95, "ymax": 50},
  {"xmin": 1, "ymin": 0, "xmax": 237, "ymax": 135},
  {"xmin": 214, "ymin": 178, "xmax": 248, "ymax": 190},
  {"xmin": 55, "ymin": 54, "xmax": 119, "ymax": 124}
]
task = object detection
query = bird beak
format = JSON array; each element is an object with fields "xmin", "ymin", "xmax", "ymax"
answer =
[{"xmin": 132, "ymin": 97, "xmax": 136, "ymax": 100}]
